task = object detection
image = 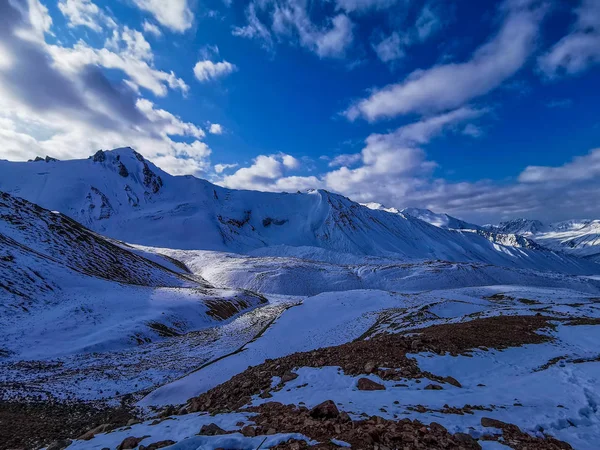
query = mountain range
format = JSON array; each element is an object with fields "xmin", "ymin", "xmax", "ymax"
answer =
[{"xmin": 0, "ymin": 147, "xmax": 597, "ymax": 273}]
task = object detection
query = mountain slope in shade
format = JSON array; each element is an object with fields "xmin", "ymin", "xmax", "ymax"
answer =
[{"xmin": 0, "ymin": 148, "xmax": 598, "ymax": 274}]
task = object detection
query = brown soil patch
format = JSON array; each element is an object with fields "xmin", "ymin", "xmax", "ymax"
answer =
[
  {"xmin": 412, "ymin": 314, "xmax": 555, "ymax": 354},
  {"xmin": 0, "ymin": 399, "xmax": 136, "ymax": 450},
  {"xmin": 187, "ymin": 315, "xmax": 555, "ymax": 414},
  {"xmin": 250, "ymin": 402, "xmax": 482, "ymax": 449}
]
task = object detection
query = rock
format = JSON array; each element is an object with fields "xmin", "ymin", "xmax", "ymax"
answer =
[
  {"xmin": 127, "ymin": 418, "xmax": 140, "ymax": 426},
  {"xmin": 267, "ymin": 428, "xmax": 276, "ymax": 435},
  {"xmin": 46, "ymin": 439, "xmax": 72, "ymax": 450},
  {"xmin": 309, "ymin": 400, "xmax": 339, "ymax": 419},
  {"xmin": 241, "ymin": 425, "xmax": 256, "ymax": 437},
  {"xmin": 480, "ymin": 417, "xmax": 508, "ymax": 428},
  {"xmin": 281, "ymin": 372, "xmax": 299, "ymax": 383},
  {"xmin": 357, "ymin": 378, "xmax": 386, "ymax": 391},
  {"xmin": 424, "ymin": 384, "xmax": 443, "ymax": 390},
  {"xmin": 443, "ymin": 376, "xmax": 462, "ymax": 388},
  {"xmin": 364, "ymin": 361, "xmax": 377, "ymax": 373},
  {"xmin": 78, "ymin": 423, "xmax": 113, "ymax": 440},
  {"xmin": 453, "ymin": 432, "xmax": 479, "ymax": 446},
  {"xmin": 117, "ymin": 436, "xmax": 150, "ymax": 450},
  {"xmin": 199, "ymin": 423, "xmax": 227, "ymax": 436},
  {"xmin": 139, "ymin": 440, "xmax": 176, "ymax": 450}
]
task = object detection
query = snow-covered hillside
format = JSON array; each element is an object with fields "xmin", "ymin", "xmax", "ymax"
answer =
[
  {"xmin": 0, "ymin": 191, "xmax": 266, "ymax": 365},
  {"xmin": 486, "ymin": 218, "xmax": 600, "ymax": 262},
  {"xmin": 401, "ymin": 207, "xmax": 481, "ymax": 231},
  {"xmin": 1, "ymin": 148, "xmax": 598, "ymax": 274}
]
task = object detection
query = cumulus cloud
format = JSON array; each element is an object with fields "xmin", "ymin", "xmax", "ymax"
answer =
[
  {"xmin": 538, "ymin": 0, "xmax": 600, "ymax": 77},
  {"xmin": 214, "ymin": 163, "xmax": 238, "ymax": 173},
  {"xmin": 131, "ymin": 0, "xmax": 193, "ymax": 32},
  {"xmin": 58, "ymin": 0, "xmax": 116, "ymax": 32},
  {"xmin": 0, "ymin": 0, "xmax": 211, "ymax": 176},
  {"xmin": 234, "ymin": 0, "xmax": 354, "ymax": 58},
  {"xmin": 346, "ymin": 0, "xmax": 544, "ymax": 121},
  {"xmin": 220, "ymin": 153, "xmax": 318, "ymax": 191},
  {"xmin": 209, "ymin": 123, "xmax": 224, "ymax": 134},
  {"xmin": 193, "ymin": 60, "xmax": 237, "ymax": 82}
]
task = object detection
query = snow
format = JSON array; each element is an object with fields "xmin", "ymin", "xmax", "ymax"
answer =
[
  {"xmin": 141, "ymin": 290, "xmax": 406, "ymax": 406},
  {"xmin": 2, "ymin": 148, "xmax": 600, "ymax": 449},
  {"xmin": 1, "ymin": 148, "xmax": 599, "ymax": 274}
]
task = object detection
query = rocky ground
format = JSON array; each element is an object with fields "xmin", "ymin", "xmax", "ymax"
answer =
[{"xmin": 3, "ymin": 292, "xmax": 600, "ymax": 449}]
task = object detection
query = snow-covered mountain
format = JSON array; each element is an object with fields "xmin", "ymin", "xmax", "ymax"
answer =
[
  {"xmin": 401, "ymin": 207, "xmax": 481, "ymax": 230},
  {"xmin": 1, "ymin": 148, "xmax": 598, "ymax": 274},
  {"xmin": 0, "ymin": 190, "xmax": 266, "ymax": 361},
  {"xmin": 485, "ymin": 218, "xmax": 600, "ymax": 261},
  {"xmin": 4, "ymin": 149, "xmax": 600, "ymax": 450},
  {"xmin": 484, "ymin": 218, "xmax": 547, "ymax": 235}
]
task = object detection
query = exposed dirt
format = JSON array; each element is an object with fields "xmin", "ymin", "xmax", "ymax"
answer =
[
  {"xmin": 411, "ymin": 314, "xmax": 556, "ymax": 355},
  {"xmin": 250, "ymin": 401, "xmax": 482, "ymax": 449},
  {"xmin": 0, "ymin": 399, "xmax": 137, "ymax": 450},
  {"xmin": 187, "ymin": 315, "xmax": 557, "ymax": 414}
]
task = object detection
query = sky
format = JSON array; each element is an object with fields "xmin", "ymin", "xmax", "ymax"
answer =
[{"xmin": 0, "ymin": 0, "xmax": 599, "ymax": 224}]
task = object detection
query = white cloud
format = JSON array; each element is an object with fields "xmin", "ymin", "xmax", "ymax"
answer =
[
  {"xmin": 372, "ymin": 32, "xmax": 406, "ymax": 63},
  {"xmin": 214, "ymin": 163, "xmax": 238, "ymax": 173},
  {"xmin": 335, "ymin": 0, "xmax": 398, "ymax": 13},
  {"xmin": 193, "ymin": 60, "xmax": 237, "ymax": 82},
  {"xmin": 346, "ymin": 0, "xmax": 544, "ymax": 121},
  {"xmin": 0, "ymin": 0, "xmax": 210, "ymax": 176},
  {"xmin": 209, "ymin": 123, "xmax": 224, "ymax": 134},
  {"xmin": 106, "ymin": 27, "xmax": 153, "ymax": 62},
  {"xmin": 48, "ymin": 40, "xmax": 188, "ymax": 96},
  {"xmin": 234, "ymin": 0, "xmax": 354, "ymax": 59},
  {"xmin": 415, "ymin": 2, "xmax": 443, "ymax": 41},
  {"xmin": 232, "ymin": 3, "xmax": 274, "ymax": 49},
  {"xmin": 329, "ymin": 153, "xmax": 362, "ymax": 167},
  {"xmin": 58, "ymin": 0, "xmax": 116, "ymax": 32},
  {"xmin": 538, "ymin": 0, "xmax": 600, "ymax": 77},
  {"xmin": 142, "ymin": 21, "xmax": 162, "ymax": 37},
  {"xmin": 220, "ymin": 153, "xmax": 316, "ymax": 191},
  {"xmin": 131, "ymin": 0, "xmax": 193, "ymax": 32},
  {"xmin": 282, "ymin": 154, "xmax": 300, "ymax": 169},
  {"xmin": 519, "ymin": 148, "xmax": 600, "ymax": 183}
]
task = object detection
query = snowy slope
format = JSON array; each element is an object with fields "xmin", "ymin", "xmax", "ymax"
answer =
[
  {"xmin": 401, "ymin": 207, "xmax": 481, "ymax": 230},
  {"xmin": 485, "ymin": 218, "xmax": 600, "ymax": 261},
  {"xmin": 0, "ymin": 191, "xmax": 267, "ymax": 361},
  {"xmin": 484, "ymin": 218, "xmax": 548, "ymax": 235},
  {"xmin": 1, "ymin": 148, "xmax": 598, "ymax": 274}
]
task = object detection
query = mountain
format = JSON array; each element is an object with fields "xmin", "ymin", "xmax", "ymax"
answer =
[
  {"xmin": 401, "ymin": 207, "xmax": 481, "ymax": 230},
  {"xmin": 485, "ymin": 218, "xmax": 600, "ymax": 261},
  {"xmin": 0, "ymin": 190, "xmax": 266, "ymax": 360},
  {"xmin": 484, "ymin": 218, "xmax": 547, "ymax": 235},
  {"xmin": 1, "ymin": 148, "xmax": 598, "ymax": 275}
]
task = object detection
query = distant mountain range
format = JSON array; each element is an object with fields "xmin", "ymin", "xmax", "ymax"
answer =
[{"xmin": 0, "ymin": 147, "xmax": 598, "ymax": 273}]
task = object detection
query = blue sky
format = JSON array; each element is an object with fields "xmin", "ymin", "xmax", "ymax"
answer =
[{"xmin": 0, "ymin": 0, "xmax": 599, "ymax": 222}]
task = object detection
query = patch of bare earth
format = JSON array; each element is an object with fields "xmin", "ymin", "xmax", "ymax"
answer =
[
  {"xmin": 0, "ymin": 399, "xmax": 137, "ymax": 450},
  {"xmin": 181, "ymin": 315, "xmax": 571, "ymax": 449},
  {"xmin": 187, "ymin": 315, "xmax": 556, "ymax": 414}
]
